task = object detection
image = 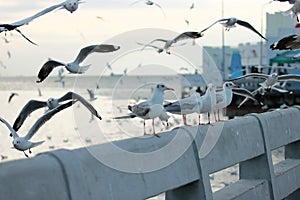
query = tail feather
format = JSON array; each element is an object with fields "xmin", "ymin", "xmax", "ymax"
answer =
[{"xmin": 31, "ymin": 140, "xmax": 45, "ymax": 148}]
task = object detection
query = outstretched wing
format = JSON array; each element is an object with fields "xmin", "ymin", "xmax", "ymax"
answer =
[
  {"xmin": 270, "ymin": 35, "xmax": 300, "ymax": 50},
  {"xmin": 0, "ymin": 117, "xmax": 19, "ymax": 139},
  {"xmin": 236, "ymin": 19, "xmax": 267, "ymax": 40},
  {"xmin": 73, "ymin": 44, "xmax": 120, "ymax": 65},
  {"xmin": 14, "ymin": 28, "xmax": 37, "ymax": 45},
  {"xmin": 36, "ymin": 60, "xmax": 65, "ymax": 83},
  {"xmin": 11, "ymin": 3, "xmax": 63, "ymax": 27},
  {"xmin": 25, "ymin": 100, "xmax": 76, "ymax": 140},
  {"xmin": 173, "ymin": 31, "xmax": 203, "ymax": 43},
  {"xmin": 57, "ymin": 91, "xmax": 102, "ymax": 120},
  {"xmin": 229, "ymin": 73, "xmax": 269, "ymax": 81},
  {"xmin": 232, "ymin": 88, "xmax": 256, "ymax": 101},
  {"xmin": 278, "ymin": 74, "xmax": 300, "ymax": 81},
  {"xmin": 200, "ymin": 18, "xmax": 229, "ymax": 33},
  {"xmin": 13, "ymin": 100, "xmax": 47, "ymax": 132}
]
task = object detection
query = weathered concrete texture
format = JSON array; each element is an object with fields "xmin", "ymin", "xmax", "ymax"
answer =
[{"xmin": 0, "ymin": 107, "xmax": 299, "ymax": 200}]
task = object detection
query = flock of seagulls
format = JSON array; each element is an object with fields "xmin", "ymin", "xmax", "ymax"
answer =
[{"xmin": 1, "ymin": 0, "xmax": 300, "ymax": 158}]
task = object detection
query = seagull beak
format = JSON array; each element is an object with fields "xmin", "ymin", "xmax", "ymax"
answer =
[
  {"xmin": 233, "ymin": 85, "xmax": 239, "ymax": 88},
  {"xmin": 166, "ymin": 87, "xmax": 174, "ymax": 91}
]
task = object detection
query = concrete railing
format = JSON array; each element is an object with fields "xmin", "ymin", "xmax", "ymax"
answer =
[{"xmin": 0, "ymin": 107, "xmax": 300, "ymax": 200}]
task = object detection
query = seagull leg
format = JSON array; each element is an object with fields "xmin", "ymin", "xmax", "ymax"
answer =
[
  {"xmin": 152, "ymin": 119, "xmax": 160, "ymax": 138},
  {"xmin": 218, "ymin": 110, "xmax": 221, "ymax": 121},
  {"xmin": 29, "ymin": 149, "xmax": 32, "ymax": 154},
  {"xmin": 23, "ymin": 151, "xmax": 29, "ymax": 158},
  {"xmin": 143, "ymin": 120, "xmax": 147, "ymax": 135},
  {"xmin": 198, "ymin": 114, "xmax": 201, "ymax": 125},
  {"xmin": 183, "ymin": 114, "xmax": 188, "ymax": 125},
  {"xmin": 207, "ymin": 112, "xmax": 211, "ymax": 124},
  {"xmin": 214, "ymin": 111, "xmax": 217, "ymax": 122}
]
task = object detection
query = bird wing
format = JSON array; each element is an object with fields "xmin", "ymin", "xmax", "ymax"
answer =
[
  {"xmin": 200, "ymin": 18, "xmax": 230, "ymax": 33},
  {"xmin": 57, "ymin": 91, "xmax": 102, "ymax": 120},
  {"xmin": 278, "ymin": 74, "xmax": 300, "ymax": 81},
  {"xmin": 229, "ymin": 73, "xmax": 269, "ymax": 81},
  {"xmin": 129, "ymin": 102, "xmax": 151, "ymax": 117},
  {"xmin": 136, "ymin": 42, "xmax": 162, "ymax": 50},
  {"xmin": 0, "ymin": 117, "xmax": 19, "ymax": 139},
  {"xmin": 25, "ymin": 100, "xmax": 76, "ymax": 140},
  {"xmin": 8, "ymin": 93, "xmax": 15, "ymax": 103},
  {"xmin": 11, "ymin": 3, "xmax": 63, "ymax": 27},
  {"xmin": 13, "ymin": 100, "xmax": 47, "ymax": 132},
  {"xmin": 113, "ymin": 114, "xmax": 137, "ymax": 119},
  {"xmin": 129, "ymin": 0, "xmax": 145, "ymax": 6},
  {"xmin": 236, "ymin": 19, "xmax": 267, "ymax": 40},
  {"xmin": 270, "ymin": 35, "xmax": 299, "ymax": 50},
  {"xmin": 36, "ymin": 60, "xmax": 65, "ymax": 83},
  {"xmin": 173, "ymin": 31, "xmax": 203, "ymax": 43},
  {"xmin": 14, "ymin": 28, "xmax": 37, "ymax": 45},
  {"xmin": 232, "ymin": 88, "xmax": 256, "ymax": 101}
]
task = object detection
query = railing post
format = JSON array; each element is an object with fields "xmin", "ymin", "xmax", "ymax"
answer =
[
  {"xmin": 239, "ymin": 113, "xmax": 277, "ymax": 200},
  {"xmin": 165, "ymin": 127, "xmax": 213, "ymax": 200}
]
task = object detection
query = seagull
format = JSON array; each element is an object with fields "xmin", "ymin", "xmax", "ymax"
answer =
[
  {"xmin": 229, "ymin": 73, "xmax": 300, "ymax": 92},
  {"xmin": 138, "ymin": 31, "xmax": 203, "ymax": 54},
  {"xmin": 130, "ymin": 0, "xmax": 166, "ymax": 18},
  {"xmin": 36, "ymin": 44, "xmax": 120, "ymax": 83},
  {"xmin": 200, "ymin": 17, "xmax": 267, "ymax": 40},
  {"xmin": 0, "ymin": 0, "xmax": 83, "ymax": 45},
  {"xmin": 8, "ymin": 92, "xmax": 18, "ymax": 103},
  {"xmin": 114, "ymin": 84, "xmax": 173, "ymax": 137},
  {"xmin": 12, "ymin": 91, "xmax": 102, "ymax": 133},
  {"xmin": 87, "ymin": 89, "xmax": 97, "ymax": 101},
  {"xmin": 164, "ymin": 88, "xmax": 202, "ymax": 125},
  {"xmin": 270, "ymin": 34, "xmax": 300, "ymax": 50},
  {"xmin": 281, "ymin": 0, "xmax": 300, "ymax": 22},
  {"xmin": 213, "ymin": 82, "xmax": 257, "ymax": 122},
  {"xmin": 0, "ymin": 101, "xmax": 75, "ymax": 157},
  {"xmin": 199, "ymin": 84, "xmax": 217, "ymax": 124}
]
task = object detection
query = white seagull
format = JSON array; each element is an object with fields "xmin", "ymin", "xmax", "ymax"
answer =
[
  {"xmin": 270, "ymin": 34, "xmax": 300, "ymax": 50},
  {"xmin": 130, "ymin": 0, "xmax": 166, "ymax": 17},
  {"xmin": 164, "ymin": 88, "xmax": 202, "ymax": 126},
  {"xmin": 0, "ymin": 101, "xmax": 75, "ymax": 157},
  {"xmin": 200, "ymin": 17, "xmax": 267, "ymax": 40},
  {"xmin": 87, "ymin": 88, "xmax": 97, "ymax": 101},
  {"xmin": 214, "ymin": 82, "xmax": 257, "ymax": 122},
  {"xmin": 0, "ymin": 0, "xmax": 84, "ymax": 45},
  {"xmin": 138, "ymin": 31, "xmax": 203, "ymax": 54},
  {"xmin": 199, "ymin": 84, "xmax": 217, "ymax": 124},
  {"xmin": 12, "ymin": 91, "xmax": 102, "ymax": 133},
  {"xmin": 281, "ymin": 0, "xmax": 300, "ymax": 21},
  {"xmin": 36, "ymin": 44, "xmax": 120, "ymax": 83},
  {"xmin": 114, "ymin": 84, "xmax": 174, "ymax": 137},
  {"xmin": 229, "ymin": 73, "xmax": 300, "ymax": 92}
]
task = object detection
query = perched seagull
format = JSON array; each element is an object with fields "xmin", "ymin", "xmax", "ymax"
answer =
[
  {"xmin": 138, "ymin": 31, "xmax": 203, "ymax": 54},
  {"xmin": 114, "ymin": 84, "xmax": 173, "ymax": 137},
  {"xmin": 164, "ymin": 89, "xmax": 202, "ymax": 126},
  {"xmin": 12, "ymin": 91, "xmax": 102, "ymax": 133},
  {"xmin": 0, "ymin": 101, "xmax": 75, "ymax": 157},
  {"xmin": 130, "ymin": 0, "xmax": 166, "ymax": 17},
  {"xmin": 199, "ymin": 84, "xmax": 216, "ymax": 124},
  {"xmin": 8, "ymin": 92, "xmax": 18, "ymax": 103},
  {"xmin": 270, "ymin": 34, "xmax": 300, "ymax": 50},
  {"xmin": 200, "ymin": 17, "xmax": 267, "ymax": 40},
  {"xmin": 87, "ymin": 88, "xmax": 97, "ymax": 101},
  {"xmin": 0, "ymin": 0, "xmax": 83, "ymax": 45},
  {"xmin": 281, "ymin": 0, "xmax": 300, "ymax": 21},
  {"xmin": 229, "ymin": 73, "xmax": 300, "ymax": 92},
  {"xmin": 36, "ymin": 44, "xmax": 120, "ymax": 83}
]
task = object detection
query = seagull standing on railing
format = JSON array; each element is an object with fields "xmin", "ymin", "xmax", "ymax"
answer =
[
  {"xmin": 0, "ymin": 101, "xmax": 75, "ymax": 157},
  {"xmin": 11, "ymin": 91, "xmax": 102, "ymax": 134},
  {"xmin": 36, "ymin": 44, "xmax": 120, "ymax": 83},
  {"xmin": 200, "ymin": 17, "xmax": 267, "ymax": 40},
  {"xmin": 137, "ymin": 31, "xmax": 203, "ymax": 54},
  {"xmin": 164, "ymin": 88, "xmax": 202, "ymax": 126},
  {"xmin": 114, "ymin": 84, "xmax": 174, "ymax": 137}
]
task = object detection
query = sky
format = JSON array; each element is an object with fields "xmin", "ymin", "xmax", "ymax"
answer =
[{"xmin": 0, "ymin": 0, "xmax": 293, "ymax": 76}]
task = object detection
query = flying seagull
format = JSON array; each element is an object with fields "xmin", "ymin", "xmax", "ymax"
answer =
[
  {"xmin": 8, "ymin": 92, "xmax": 18, "ymax": 103},
  {"xmin": 200, "ymin": 17, "xmax": 267, "ymax": 40},
  {"xmin": 0, "ymin": 0, "xmax": 84, "ymax": 45},
  {"xmin": 270, "ymin": 34, "xmax": 300, "ymax": 50},
  {"xmin": 229, "ymin": 73, "xmax": 300, "ymax": 92},
  {"xmin": 36, "ymin": 44, "xmax": 120, "ymax": 83},
  {"xmin": 114, "ymin": 84, "xmax": 173, "ymax": 137},
  {"xmin": 138, "ymin": 31, "xmax": 203, "ymax": 54},
  {"xmin": 130, "ymin": 0, "xmax": 166, "ymax": 18},
  {"xmin": 12, "ymin": 91, "xmax": 102, "ymax": 133},
  {"xmin": 0, "ymin": 100, "xmax": 75, "ymax": 157}
]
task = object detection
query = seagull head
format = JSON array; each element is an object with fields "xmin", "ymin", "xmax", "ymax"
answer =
[
  {"xmin": 156, "ymin": 84, "xmax": 174, "ymax": 92},
  {"xmin": 270, "ymin": 73, "xmax": 278, "ymax": 78},
  {"xmin": 224, "ymin": 81, "xmax": 239, "ymax": 89},
  {"xmin": 12, "ymin": 138, "xmax": 23, "ymax": 150},
  {"xmin": 64, "ymin": 0, "xmax": 80, "ymax": 13}
]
